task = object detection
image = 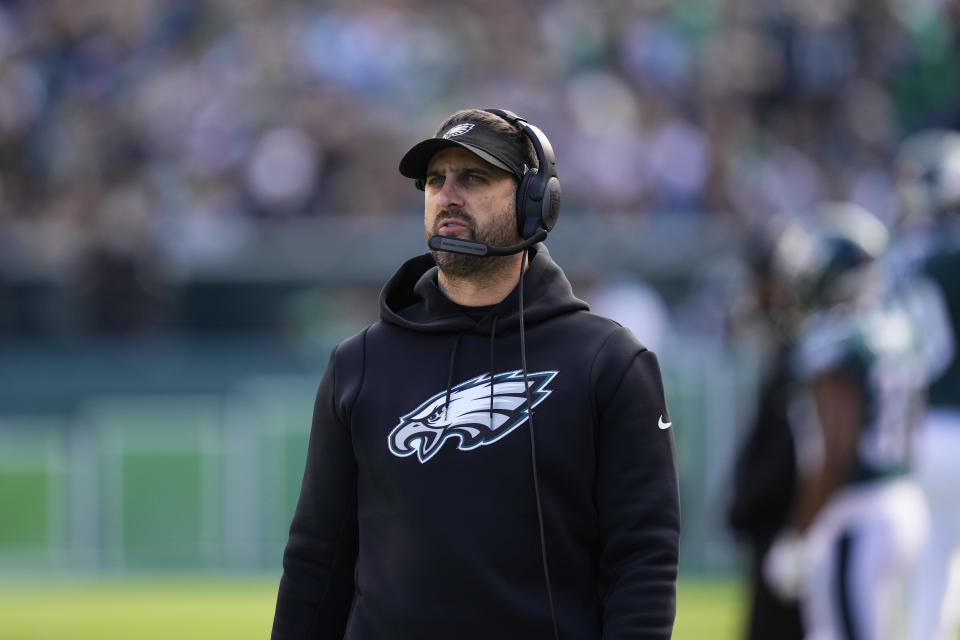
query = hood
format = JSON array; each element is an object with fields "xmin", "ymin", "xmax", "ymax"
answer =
[{"xmin": 379, "ymin": 244, "xmax": 589, "ymax": 334}]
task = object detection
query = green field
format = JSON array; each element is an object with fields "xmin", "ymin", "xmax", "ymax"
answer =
[{"xmin": 0, "ymin": 575, "xmax": 743, "ymax": 639}]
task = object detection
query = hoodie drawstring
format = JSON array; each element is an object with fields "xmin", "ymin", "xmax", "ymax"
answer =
[
  {"xmin": 445, "ymin": 315, "xmax": 498, "ymax": 425},
  {"xmin": 444, "ymin": 333, "xmax": 463, "ymax": 419},
  {"xmin": 519, "ymin": 248, "xmax": 560, "ymax": 640},
  {"xmin": 488, "ymin": 315, "xmax": 499, "ymax": 427}
]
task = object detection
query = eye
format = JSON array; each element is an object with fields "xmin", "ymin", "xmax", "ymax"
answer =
[
  {"xmin": 425, "ymin": 405, "xmax": 444, "ymax": 424},
  {"xmin": 425, "ymin": 175, "xmax": 444, "ymax": 189}
]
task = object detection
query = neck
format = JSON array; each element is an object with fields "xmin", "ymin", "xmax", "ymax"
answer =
[{"xmin": 437, "ymin": 253, "xmax": 524, "ymax": 306}]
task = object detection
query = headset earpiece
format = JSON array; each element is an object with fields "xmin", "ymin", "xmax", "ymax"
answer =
[{"xmin": 484, "ymin": 109, "xmax": 561, "ymax": 239}]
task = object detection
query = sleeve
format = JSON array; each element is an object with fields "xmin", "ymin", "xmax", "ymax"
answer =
[
  {"xmin": 593, "ymin": 331, "xmax": 680, "ymax": 639},
  {"xmin": 272, "ymin": 343, "xmax": 360, "ymax": 640}
]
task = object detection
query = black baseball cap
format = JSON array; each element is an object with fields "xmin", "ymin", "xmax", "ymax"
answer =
[{"xmin": 399, "ymin": 119, "xmax": 528, "ymax": 181}]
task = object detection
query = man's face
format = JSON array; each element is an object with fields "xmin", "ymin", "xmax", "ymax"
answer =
[{"xmin": 423, "ymin": 147, "xmax": 522, "ymax": 277}]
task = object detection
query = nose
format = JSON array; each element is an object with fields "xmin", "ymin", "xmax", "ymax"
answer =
[{"xmin": 435, "ymin": 175, "xmax": 464, "ymax": 207}]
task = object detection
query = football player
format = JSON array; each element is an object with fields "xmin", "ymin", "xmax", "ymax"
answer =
[{"xmin": 764, "ymin": 203, "xmax": 930, "ymax": 639}]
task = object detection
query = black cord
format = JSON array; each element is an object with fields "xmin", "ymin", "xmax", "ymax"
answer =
[{"xmin": 519, "ymin": 248, "xmax": 560, "ymax": 640}]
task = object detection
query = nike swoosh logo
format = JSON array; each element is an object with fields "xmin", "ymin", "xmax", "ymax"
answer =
[{"xmin": 658, "ymin": 415, "xmax": 672, "ymax": 430}]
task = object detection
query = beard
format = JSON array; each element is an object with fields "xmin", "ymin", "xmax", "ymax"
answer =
[{"xmin": 428, "ymin": 205, "xmax": 523, "ymax": 280}]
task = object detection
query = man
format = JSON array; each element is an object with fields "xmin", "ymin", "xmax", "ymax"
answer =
[
  {"xmin": 894, "ymin": 129, "xmax": 960, "ymax": 640},
  {"xmin": 271, "ymin": 108, "xmax": 680, "ymax": 639},
  {"xmin": 764, "ymin": 204, "xmax": 929, "ymax": 639}
]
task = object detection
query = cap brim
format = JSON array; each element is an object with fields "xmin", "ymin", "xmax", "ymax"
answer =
[{"xmin": 399, "ymin": 138, "xmax": 515, "ymax": 180}]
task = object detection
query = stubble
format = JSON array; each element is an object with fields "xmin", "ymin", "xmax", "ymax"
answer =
[{"xmin": 428, "ymin": 205, "xmax": 522, "ymax": 282}]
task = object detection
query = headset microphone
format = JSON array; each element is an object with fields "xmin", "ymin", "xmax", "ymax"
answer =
[{"xmin": 428, "ymin": 229, "xmax": 547, "ymax": 257}]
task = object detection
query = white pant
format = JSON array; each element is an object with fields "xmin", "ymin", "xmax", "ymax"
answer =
[
  {"xmin": 802, "ymin": 478, "xmax": 929, "ymax": 640},
  {"xmin": 906, "ymin": 409, "xmax": 960, "ymax": 640}
]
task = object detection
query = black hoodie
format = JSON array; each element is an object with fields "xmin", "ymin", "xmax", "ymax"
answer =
[{"xmin": 273, "ymin": 245, "xmax": 680, "ymax": 639}]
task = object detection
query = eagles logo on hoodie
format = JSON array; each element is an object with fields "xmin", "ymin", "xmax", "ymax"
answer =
[{"xmin": 389, "ymin": 370, "xmax": 557, "ymax": 463}]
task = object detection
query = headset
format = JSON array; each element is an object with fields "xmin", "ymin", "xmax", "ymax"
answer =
[
  {"xmin": 428, "ymin": 109, "xmax": 561, "ymax": 257},
  {"xmin": 486, "ymin": 108, "xmax": 562, "ymax": 240}
]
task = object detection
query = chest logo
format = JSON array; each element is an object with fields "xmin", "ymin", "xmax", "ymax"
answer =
[{"xmin": 389, "ymin": 370, "xmax": 558, "ymax": 463}]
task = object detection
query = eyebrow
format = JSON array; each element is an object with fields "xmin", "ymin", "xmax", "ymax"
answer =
[{"xmin": 425, "ymin": 164, "xmax": 496, "ymax": 179}]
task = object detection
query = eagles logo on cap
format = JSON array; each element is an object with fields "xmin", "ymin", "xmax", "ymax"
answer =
[
  {"xmin": 399, "ymin": 119, "xmax": 528, "ymax": 183},
  {"xmin": 442, "ymin": 124, "xmax": 475, "ymax": 139}
]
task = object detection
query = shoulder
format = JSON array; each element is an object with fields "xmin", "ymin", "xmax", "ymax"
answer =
[
  {"xmin": 334, "ymin": 325, "xmax": 370, "ymax": 362},
  {"xmin": 544, "ymin": 309, "xmax": 652, "ymax": 373},
  {"xmin": 575, "ymin": 313, "xmax": 664, "ymax": 399},
  {"xmin": 795, "ymin": 312, "xmax": 863, "ymax": 378},
  {"xmin": 323, "ymin": 325, "xmax": 378, "ymax": 419},
  {"xmin": 796, "ymin": 307, "xmax": 917, "ymax": 380},
  {"xmin": 584, "ymin": 311, "xmax": 652, "ymax": 367},
  {"xmin": 328, "ymin": 324, "xmax": 378, "ymax": 389},
  {"xmin": 561, "ymin": 309, "xmax": 651, "ymax": 352}
]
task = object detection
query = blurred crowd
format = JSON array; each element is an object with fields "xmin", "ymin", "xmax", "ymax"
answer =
[{"xmin": 0, "ymin": 0, "xmax": 958, "ymax": 333}]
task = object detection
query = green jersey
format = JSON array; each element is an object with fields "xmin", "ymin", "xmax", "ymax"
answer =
[
  {"xmin": 793, "ymin": 304, "xmax": 925, "ymax": 483},
  {"xmin": 923, "ymin": 246, "xmax": 960, "ymax": 409}
]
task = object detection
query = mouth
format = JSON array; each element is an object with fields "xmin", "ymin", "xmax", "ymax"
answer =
[{"xmin": 436, "ymin": 216, "xmax": 472, "ymax": 236}]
